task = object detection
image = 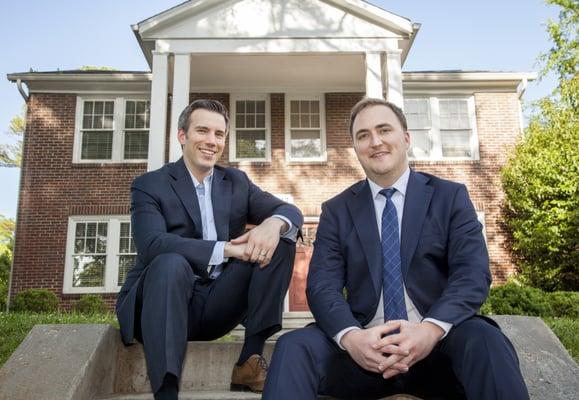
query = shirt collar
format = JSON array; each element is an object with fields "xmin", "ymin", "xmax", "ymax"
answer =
[
  {"xmin": 367, "ymin": 167, "xmax": 410, "ymax": 200},
  {"xmin": 188, "ymin": 168, "xmax": 214, "ymax": 188}
]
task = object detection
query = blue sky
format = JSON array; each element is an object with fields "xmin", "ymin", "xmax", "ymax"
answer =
[{"xmin": 0, "ymin": 0, "xmax": 560, "ymax": 219}]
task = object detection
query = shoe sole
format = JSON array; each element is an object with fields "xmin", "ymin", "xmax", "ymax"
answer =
[{"xmin": 230, "ymin": 383, "xmax": 263, "ymax": 393}]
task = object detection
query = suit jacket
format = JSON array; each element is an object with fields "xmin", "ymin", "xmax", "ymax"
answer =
[
  {"xmin": 116, "ymin": 158, "xmax": 303, "ymax": 345},
  {"xmin": 306, "ymin": 170, "xmax": 491, "ymax": 338}
]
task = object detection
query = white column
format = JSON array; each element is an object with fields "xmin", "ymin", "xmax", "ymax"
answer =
[
  {"xmin": 365, "ymin": 51, "xmax": 383, "ymax": 99},
  {"xmin": 169, "ymin": 53, "xmax": 191, "ymax": 162},
  {"xmin": 147, "ymin": 51, "xmax": 169, "ymax": 171},
  {"xmin": 385, "ymin": 50, "xmax": 403, "ymax": 108}
]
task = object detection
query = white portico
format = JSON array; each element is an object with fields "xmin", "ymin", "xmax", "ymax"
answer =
[{"xmin": 132, "ymin": 0, "xmax": 419, "ymax": 171}]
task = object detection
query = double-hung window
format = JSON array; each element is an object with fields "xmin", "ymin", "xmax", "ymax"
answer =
[
  {"xmin": 405, "ymin": 96, "xmax": 478, "ymax": 161},
  {"xmin": 63, "ymin": 216, "xmax": 136, "ymax": 293},
  {"xmin": 74, "ymin": 96, "xmax": 150, "ymax": 163},
  {"xmin": 230, "ymin": 94, "xmax": 270, "ymax": 161},
  {"xmin": 285, "ymin": 94, "xmax": 326, "ymax": 162}
]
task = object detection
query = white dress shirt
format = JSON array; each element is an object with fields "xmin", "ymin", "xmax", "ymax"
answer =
[{"xmin": 334, "ymin": 168, "xmax": 452, "ymax": 349}]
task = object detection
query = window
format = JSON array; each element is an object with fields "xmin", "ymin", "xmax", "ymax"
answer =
[
  {"xmin": 74, "ymin": 96, "xmax": 150, "ymax": 163},
  {"xmin": 230, "ymin": 95, "xmax": 270, "ymax": 161},
  {"xmin": 404, "ymin": 96, "xmax": 478, "ymax": 161},
  {"xmin": 285, "ymin": 94, "xmax": 326, "ymax": 161},
  {"xmin": 64, "ymin": 216, "xmax": 136, "ymax": 293}
]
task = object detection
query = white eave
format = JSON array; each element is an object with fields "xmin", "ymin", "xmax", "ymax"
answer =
[
  {"xmin": 6, "ymin": 72, "xmax": 152, "ymax": 94},
  {"xmin": 403, "ymin": 71, "xmax": 538, "ymax": 92},
  {"xmin": 132, "ymin": 0, "xmax": 418, "ymax": 67}
]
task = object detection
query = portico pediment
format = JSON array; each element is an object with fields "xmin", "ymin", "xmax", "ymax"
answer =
[{"xmin": 137, "ymin": 0, "xmax": 413, "ymax": 40}]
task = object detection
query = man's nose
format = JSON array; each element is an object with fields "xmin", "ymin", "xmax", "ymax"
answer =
[
  {"xmin": 370, "ymin": 132, "xmax": 382, "ymax": 147},
  {"xmin": 205, "ymin": 132, "xmax": 217, "ymax": 146}
]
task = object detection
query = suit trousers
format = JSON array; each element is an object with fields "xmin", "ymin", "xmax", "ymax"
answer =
[
  {"xmin": 137, "ymin": 239, "xmax": 296, "ymax": 393},
  {"xmin": 263, "ymin": 317, "xmax": 529, "ymax": 400}
]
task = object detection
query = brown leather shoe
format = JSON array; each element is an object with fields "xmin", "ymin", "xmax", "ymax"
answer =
[{"xmin": 230, "ymin": 354, "xmax": 268, "ymax": 393}]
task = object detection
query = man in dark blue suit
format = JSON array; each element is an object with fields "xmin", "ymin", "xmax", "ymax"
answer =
[
  {"xmin": 116, "ymin": 99, "xmax": 303, "ymax": 400},
  {"xmin": 264, "ymin": 98, "xmax": 528, "ymax": 399}
]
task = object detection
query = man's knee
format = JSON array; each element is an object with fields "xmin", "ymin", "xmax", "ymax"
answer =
[
  {"xmin": 275, "ymin": 326, "xmax": 327, "ymax": 359},
  {"xmin": 447, "ymin": 317, "xmax": 513, "ymax": 355}
]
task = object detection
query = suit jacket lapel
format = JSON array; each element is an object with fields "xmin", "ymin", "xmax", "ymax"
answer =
[
  {"xmin": 400, "ymin": 171, "xmax": 433, "ymax": 278},
  {"xmin": 347, "ymin": 180, "xmax": 382, "ymax": 298},
  {"xmin": 212, "ymin": 168, "xmax": 231, "ymax": 241},
  {"xmin": 168, "ymin": 158, "xmax": 203, "ymax": 238}
]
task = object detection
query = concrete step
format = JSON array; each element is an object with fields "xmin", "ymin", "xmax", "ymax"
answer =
[
  {"xmin": 99, "ymin": 391, "xmax": 261, "ymax": 400},
  {"xmin": 99, "ymin": 391, "xmax": 418, "ymax": 400},
  {"xmin": 230, "ymin": 312, "xmax": 314, "ymax": 340}
]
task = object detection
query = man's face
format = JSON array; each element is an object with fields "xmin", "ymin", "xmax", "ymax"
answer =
[
  {"xmin": 351, "ymin": 104, "xmax": 410, "ymax": 185},
  {"xmin": 178, "ymin": 108, "xmax": 227, "ymax": 178}
]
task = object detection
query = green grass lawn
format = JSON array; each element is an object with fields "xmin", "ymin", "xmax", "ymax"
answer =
[{"xmin": 0, "ymin": 312, "xmax": 577, "ymax": 368}]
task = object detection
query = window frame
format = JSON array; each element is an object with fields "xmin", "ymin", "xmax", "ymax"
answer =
[
  {"xmin": 229, "ymin": 94, "xmax": 271, "ymax": 162},
  {"xmin": 63, "ymin": 215, "xmax": 133, "ymax": 294},
  {"xmin": 284, "ymin": 93, "xmax": 327, "ymax": 162},
  {"xmin": 73, "ymin": 95, "xmax": 150, "ymax": 164},
  {"xmin": 405, "ymin": 95, "xmax": 479, "ymax": 161}
]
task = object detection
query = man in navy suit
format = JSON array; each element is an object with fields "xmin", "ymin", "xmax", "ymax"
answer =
[
  {"xmin": 263, "ymin": 98, "xmax": 528, "ymax": 399},
  {"xmin": 116, "ymin": 99, "xmax": 303, "ymax": 400}
]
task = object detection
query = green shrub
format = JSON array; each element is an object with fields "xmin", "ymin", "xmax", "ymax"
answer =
[
  {"xmin": 483, "ymin": 282, "xmax": 552, "ymax": 316},
  {"xmin": 0, "ymin": 252, "xmax": 10, "ymax": 311},
  {"xmin": 548, "ymin": 291, "xmax": 579, "ymax": 318},
  {"xmin": 73, "ymin": 294, "xmax": 106, "ymax": 314},
  {"xmin": 481, "ymin": 282, "xmax": 579, "ymax": 319},
  {"xmin": 11, "ymin": 289, "xmax": 58, "ymax": 313}
]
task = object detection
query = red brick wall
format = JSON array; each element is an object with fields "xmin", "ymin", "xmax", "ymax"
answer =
[
  {"xmin": 11, "ymin": 93, "xmax": 146, "ymax": 310},
  {"xmin": 10, "ymin": 91, "xmax": 520, "ymax": 310}
]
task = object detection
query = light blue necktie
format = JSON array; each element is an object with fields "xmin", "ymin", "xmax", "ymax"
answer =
[{"xmin": 380, "ymin": 188, "xmax": 408, "ymax": 323}]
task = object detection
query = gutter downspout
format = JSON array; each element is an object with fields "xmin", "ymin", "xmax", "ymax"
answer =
[
  {"xmin": 6, "ymin": 79, "xmax": 28, "ymax": 310},
  {"xmin": 16, "ymin": 79, "xmax": 29, "ymax": 102}
]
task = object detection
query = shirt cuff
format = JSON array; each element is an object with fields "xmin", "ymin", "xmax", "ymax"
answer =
[
  {"xmin": 422, "ymin": 318, "xmax": 453, "ymax": 340},
  {"xmin": 272, "ymin": 215, "xmax": 298, "ymax": 242},
  {"xmin": 333, "ymin": 326, "xmax": 361, "ymax": 350},
  {"xmin": 209, "ymin": 241, "xmax": 227, "ymax": 266}
]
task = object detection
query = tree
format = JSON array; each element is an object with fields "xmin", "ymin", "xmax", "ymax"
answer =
[
  {"xmin": 0, "ymin": 107, "xmax": 25, "ymax": 168},
  {"xmin": 0, "ymin": 215, "xmax": 15, "ymax": 310},
  {"xmin": 501, "ymin": 0, "xmax": 578, "ymax": 291}
]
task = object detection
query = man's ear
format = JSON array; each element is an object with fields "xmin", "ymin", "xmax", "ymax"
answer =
[
  {"xmin": 404, "ymin": 130, "xmax": 411, "ymax": 150},
  {"xmin": 178, "ymin": 128, "xmax": 187, "ymax": 145}
]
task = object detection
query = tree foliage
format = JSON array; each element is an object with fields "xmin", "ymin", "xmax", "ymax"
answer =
[
  {"xmin": 0, "ymin": 215, "xmax": 14, "ymax": 310},
  {"xmin": 0, "ymin": 107, "xmax": 25, "ymax": 168},
  {"xmin": 501, "ymin": 0, "xmax": 578, "ymax": 290}
]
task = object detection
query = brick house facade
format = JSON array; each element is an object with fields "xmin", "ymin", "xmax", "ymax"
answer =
[{"xmin": 7, "ymin": 0, "xmax": 534, "ymax": 311}]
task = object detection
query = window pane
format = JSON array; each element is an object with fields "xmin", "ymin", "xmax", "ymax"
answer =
[
  {"xmin": 236, "ymin": 130, "xmax": 266, "ymax": 159},
  {"xmin": 256, "ymin": 101, "xmax": 265, "ymax": 113},
  {"xmin": 441, "ymin": 130, "xmax": 472, "ymax": 157},
  {"xmin": 73, "ymin": 256, "xmax": 105, "ymax": 287},
  {"xmin": 439, "ymin": 99, "xmax": 470, "ymax": 129},
  {"xmin": 86, "ymin": 223, "xmax": 97, "ymax": 237},
  {"xmin": 237, "ymin": 101, "xmax": 245, "ymax": 113},
  {"xmin": 408, "ymin": 130, "xmax": 432, "ymax": 158},
  {"xmin": 81, "ymin": 131, "xmax": 113, "ymax": 159},
  {"xmin": 311, "ymin": 101, "xmax": 319, "ymax": 113},
  {"xmin": 124, "ymin": 131, "xmax": 149, "ymax": 159},
  {"xmin": 236, "ymin": 114, "xmax": 245, "ymax": 128},
  {"xmin": 119, "ymin": 238, "xmax": 130, "ymax": 253},
  {"xmin": 125, "ymin": 115, "xmax": 135, "ymax": 129},
  {"xmin": 311, "ymin": 114, "xmax": 320, "ymax": 128},
  {"xmin": 256, "ymin": 114, "xmax": 265, "ymax": 128},
  {"xmin": 300, "ymin": 114, "xmax": 311, "ymax": 128},
  {"xmin": 120, "ymin": 222, "xmax": 130, "ymax": 237},
  {"xmin": 300, "ymin": 101, "xmax": 310, "ymax": 113},
  {"xmin": 290, "ymin": 130, "xmax": 322, "ymax": 158},
  {"xmin": 75, "ymin": 223, "xmax": 86, "ymax": 237},
  {"xmin": 246, "ymin": 115, "xmax": 256, "ymax": 128},
  {"xmin": 405, "ymin": 99, "xmax": 431, "ymax": 129},
  {"xmin": 290, "ymin": 114, "xmax": 299, "ymax": 127},
  {"xmin": 118, "ymin": 255, "xmax": 136, "ymax": 286},
  {"xmin": 290, "ymin": 101, "xmax": 299, "ymax": 113},
  {"xmin": 246, "ymin": 101, "xmax": 255, "ymax": 113},
  {"xmin": 84, "ymin": 101, "xmax": 94, "ymax": 115}
]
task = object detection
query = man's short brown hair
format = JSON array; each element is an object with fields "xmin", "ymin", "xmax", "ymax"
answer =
[
  {"xmin": 178, "ymin": 99, "xmax": 230, "ymax": 134},
  {"xmin": 348, "ymin": 98, "xmax": 408, "ymax": 137}
]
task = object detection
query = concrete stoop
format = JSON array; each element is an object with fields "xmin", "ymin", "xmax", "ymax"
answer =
[{"xmin": 0, "ymin": 316, "xmax": 577, "ymax": 400}]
